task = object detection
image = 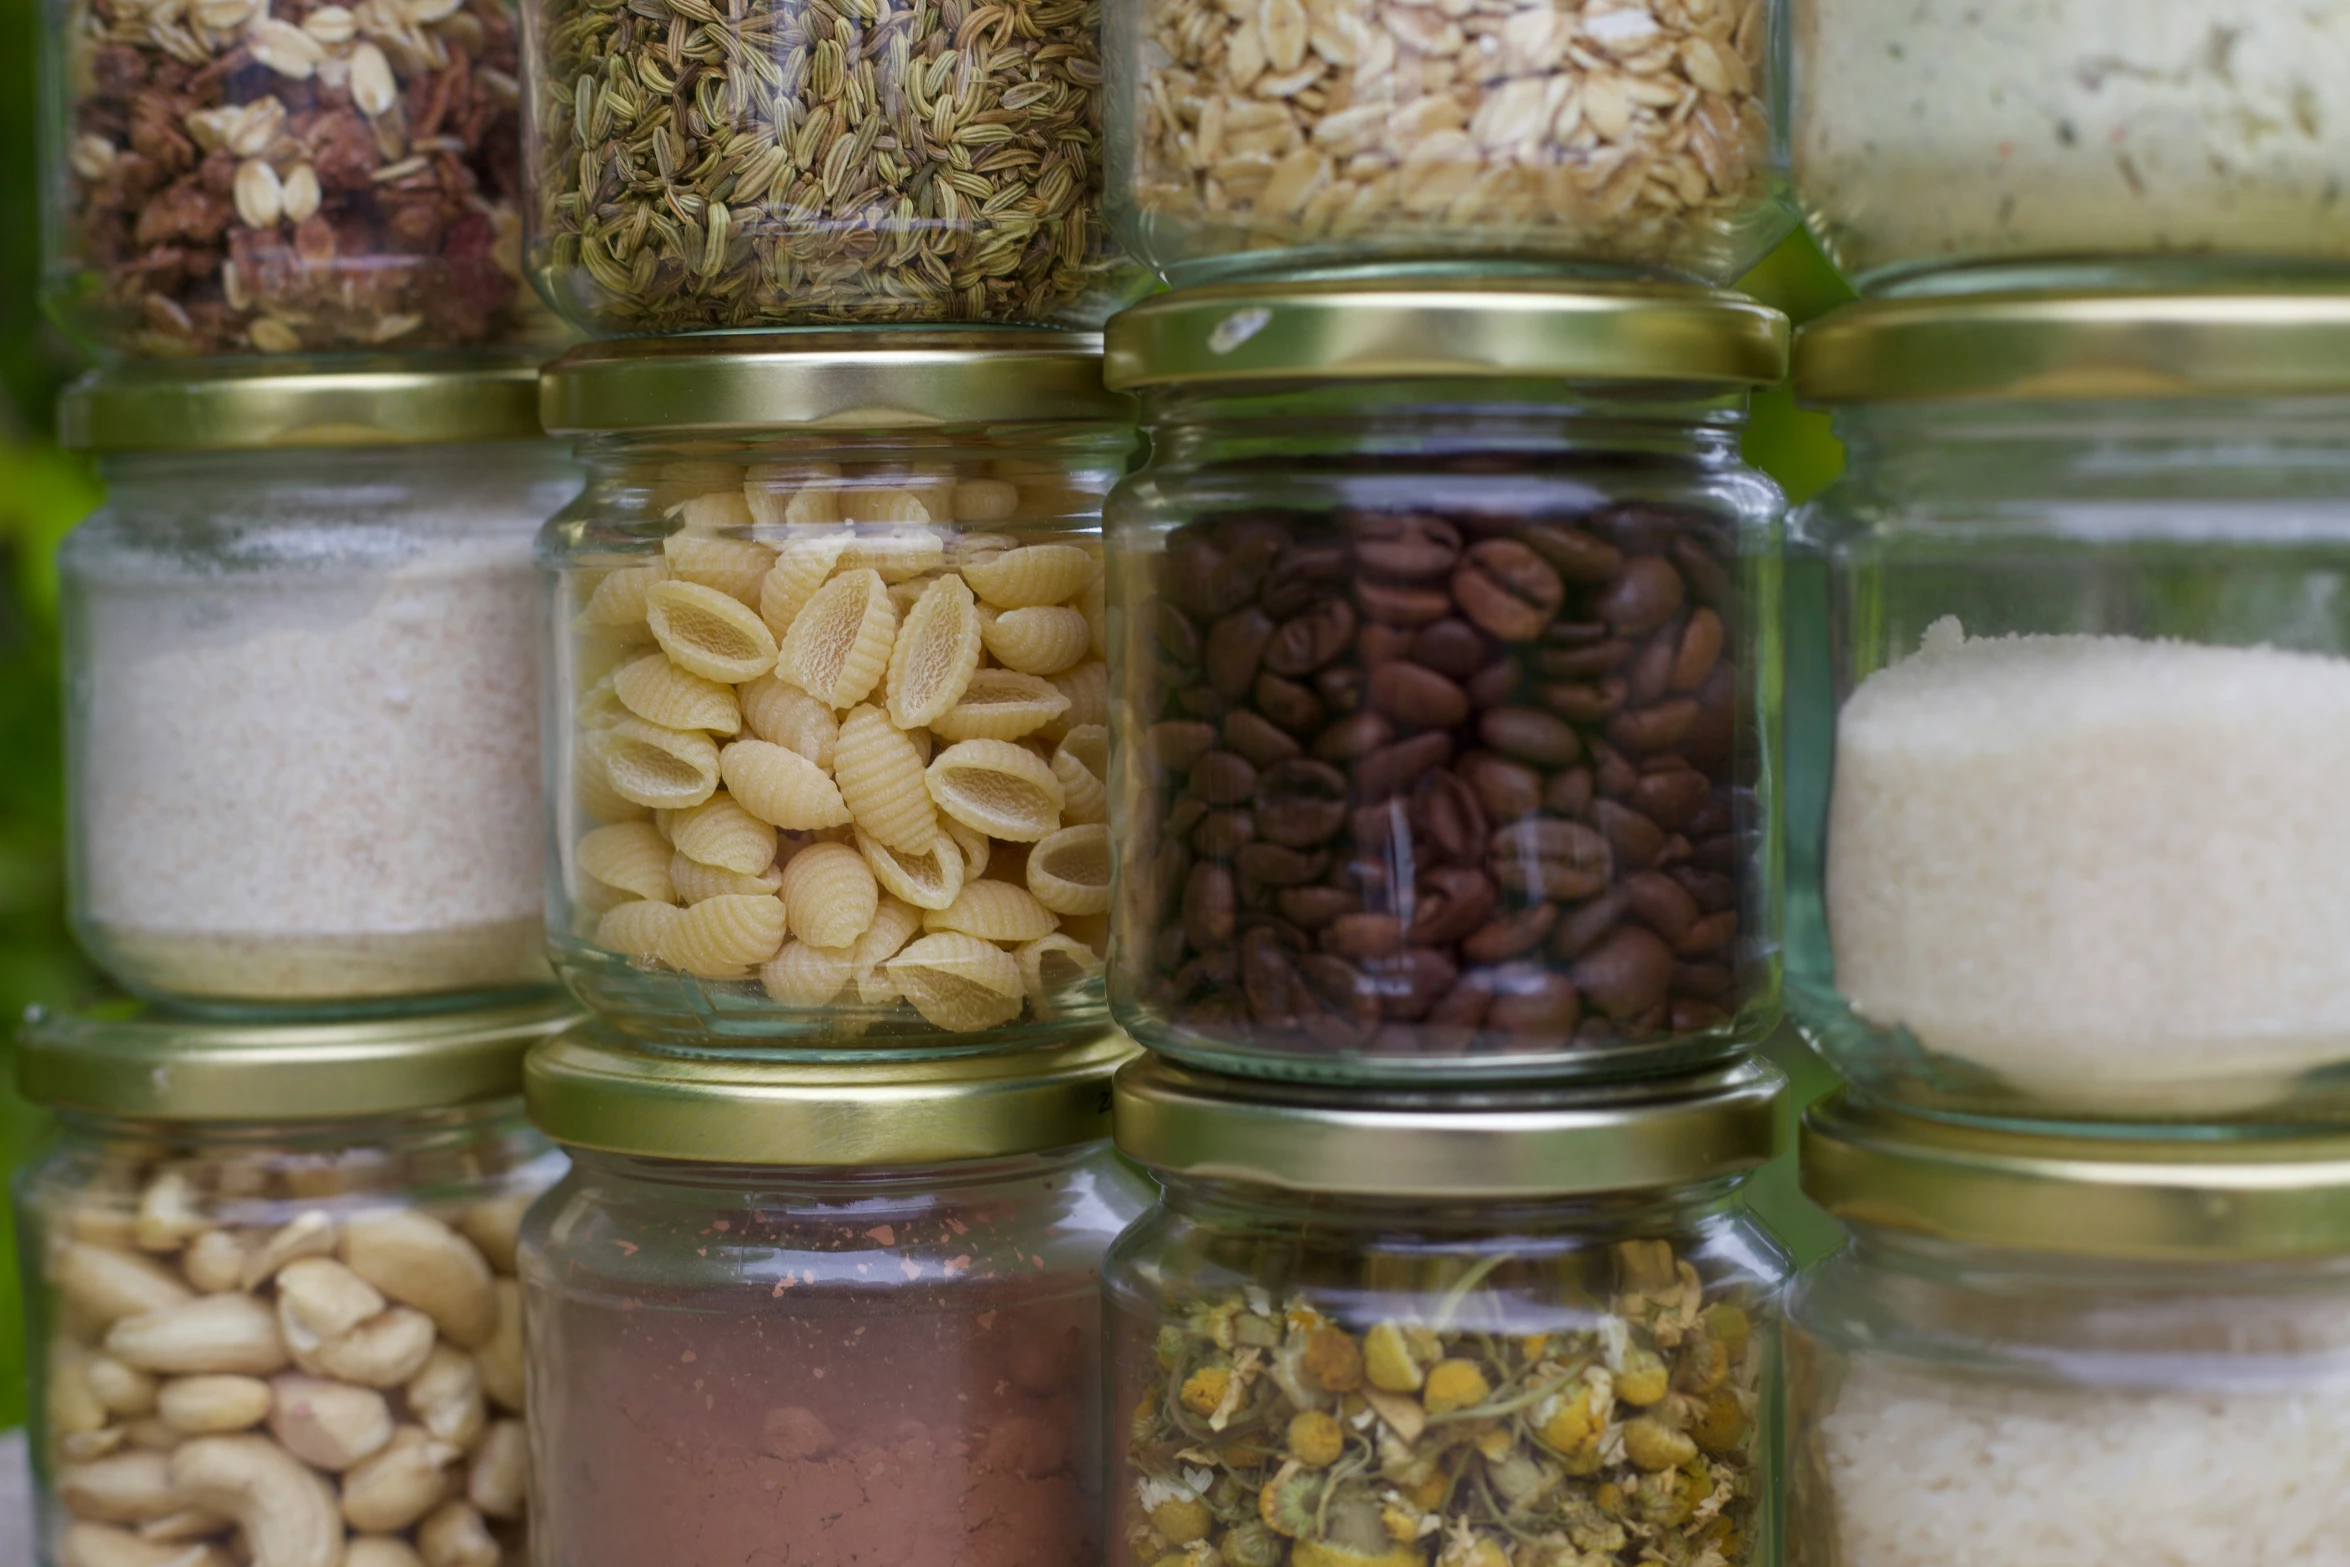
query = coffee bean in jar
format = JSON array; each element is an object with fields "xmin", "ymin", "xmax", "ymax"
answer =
[{"xmin": 1103, "ymin": 280, "xmax": 1788, "ymax": 1083}]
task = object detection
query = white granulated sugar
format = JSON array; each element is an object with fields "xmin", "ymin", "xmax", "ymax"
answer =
[
  {"xmin": 74, "ymin": 522, "xmax": 547, "ymax": 1000},
  {"xmin": 1826, "ymin": 617, "xmax": 2350, "ymax": 1108},
  {"xmin": 1818, "ymin": 1360, "xmax": 2350, "ymax": 1567}
]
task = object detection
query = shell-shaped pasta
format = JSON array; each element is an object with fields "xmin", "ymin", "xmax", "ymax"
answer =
[
  {"xmin": 851, "ymin": 896, "xmax": 923, "ymax": 1004},
  {"xmin": 657, "ymin": 893, "xmax": 789, "ymax": 976},
  {"xmin": 945, "ymin": 817, "xmax": 990, "ymax": 881},
  {"xmin": 672, "ymin": 851, "xmax": 783, "ymax": 903},
  {"xmin": 885, "ymin": 932, "xmax": 1025, "ymax": 1033},
  {"xmin": 982, "ymin": 606, "xmax": 1092, "ymax": 676},
  {"xmin": 960, "ymin": 544, "xmax": 1096, "ymax": 609},
  {"xmin": 668, "ymin": 489, "xmax": 755, "ymax": 534},
  {"xmin": 886, "ymin": 574, "xmax": 984, "ymax": 729},
  {"xmin": 578, "ymin": 821, "xmax": 678, "ymax": 904},
  {"xmin": 840, "ymin": 487, "xmax": 934, "ymax": 526},
  {"xmin": 737, "ymin": 676, "xmax": 838, "ymax": 768},
  {"xmin": 599, "ymin": 719, "xmax": 722, "ymax": 810},
  {"xmin": 664, "ymin": 529, "xmax": 775, "ymax": 607},
  {"xmin": 1052, "ymin": 726, "xmax": 1109, "ymax": 826},
  {"xmin": 926, "ymin": 739, "xmax": 1065, "ymax": 842},
  {"xmin": 857, "ymin": 830, "xmax": 966, "ymax": 912},
  {"xmin": 614, "ymin": 653, "xmax": 743, "ymax": 735},
  {"xmin": 650, "ymin": 462, "xmax": 746, "ymax": 514},
  {"xmin": 1042, "ymin": 662, "xmax": 1109, "ymax": 743},
  {"xmin": 951, "ymin": 479, "xmax": 1020, "ymax": 523},
  {"xmin": 577, "ymin": 674, "xmax": 629, "ymax": 733},
  {"xmin": 923, "ymin": 881, "xmax": 1058, "ymax": 943},
  {"xmin": 1026, "ymin": 824, "xmax": 1112, "ymax": 915},
  {"xmin": 760, "ymin": 940, "xmax": 855, "ymax": 1007},
  {"xmin": 1017, "ymin": 932, "xmax": 1102, "ymax": 1013},
  {"xmin": 840, "ymin": 526, "xmax": 946, "ymax": 582},
  {"xmin": 573, "ymin": 741, "xmax": 651, "ymax": 823},
  {"xmin": 647, "ymin": 580, "xmax": 780, "ymax": 683},
  {"xmin": 597, "ymin": 900, "xmax": 683, "ymax": 959},
  {"xmin": 948, "ymin": 531, "xmax": 1021, "ymax": 568},
  {"xmin": 926, "ymin": 670, "xmax": 1072, "ymax": 743},
  {"xmin": 1080, "ymin": 568, "xmax": 1107, "ymax": 660},
  {"xmin": 745, "ymin": 462, "xmax": 844, "ymax": 530},
  {"xmin": 758, "ymin": 533, "xmax": 851, "ymax": 639},
  {"xmin": 779, "ymin": 569, "xmax": 897, "ymax": 709},
  {"xmin": 582, "ymin": 563, "xmax": 666, "ymax": 628},
  {"xmin": 720, "ymin": 740, "xmax": 851, "ymax": 831},
  {"xmin": 779, "ymin": 842, "xmax": 880, "ymax": 949},
  {"xmin": 834, "ymin": 705, "xmax": 939, "ymax": 854},
  {"xmin": 669, "ymin": 793, "xmax": 779, "ymax": 876}
]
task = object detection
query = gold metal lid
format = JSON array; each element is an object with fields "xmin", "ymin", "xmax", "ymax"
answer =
[
  {"xmin": 1794, "ymin": 291, "xmax": 2350, "ymax": 404},
  {"xmin": 538, "ymin": 330, "xmax": 1133, "ymax": 435},
  {"xmin": 525, "ymin": 1026, "xmax": 1135, "ymax": 1165},
  {"xmin": 1802, "ymin": 1093, "xmax": 2350, "ymax": 1260},
  {"xmin": 59, "ymin": 357, "xmax": 546, "ymax": 453},
  {"xmin": 16, "ymin": 996, "xmax": 580, "ymax": 1122},
  {"xmin": 1102, "ymin": 280, "xmax": 1789, "ymax": 391},
  {"xmin": 1114, "ymin": 1056, "xmax": 1783, "ymax": 1199}
]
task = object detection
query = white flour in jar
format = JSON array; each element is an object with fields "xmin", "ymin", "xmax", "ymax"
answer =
[
  {"xmin": 73, "ymin": 522, "xmax": 549, "ymax": 1002},
  {"xmin": 1794, "ymin": 0, "xmax": 2350, "ymax": 282},
  {"xmin": 1826, "ymin": 617, "xmax": 2350, "ymax": 1109}
]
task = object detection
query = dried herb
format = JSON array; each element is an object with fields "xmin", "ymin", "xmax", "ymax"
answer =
[
  {"xmin": 531, "ymin": 0, "xmax": 1141, "ymax": 328},
  {"xmin": 1121, "ymin": 1239, "xmax": 1761, "ymax": 1567}
]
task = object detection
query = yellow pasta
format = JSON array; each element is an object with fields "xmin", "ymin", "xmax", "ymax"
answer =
[
  {"xmin": 981, "ymin": 606, "xmax": 1091, "ymax": 675},
  {"xmin": 582, "ymin": 563, "xmax": 666, "ymax": 629},
  {"xmin": 576, "ymin": 674, "xmax": 629, "ymax": 733},
  {"xmin": 648, "ymin": 461, "xmax": 745, "ymax": 514},
  {"xmin": 667, "ymin": 489, "xmax": 755, "ymax": 534},
  {"xmin": 851, "ymin": 895, "xmax": 924, "ymax": 1005},
  {"xmin": 926, "ymin": 738, "xmax": 1065, "ymax": 842},
  {"xmin": 945, "ymin": 817, "xmax": 990, "ymax": 881},
  {"xmin": 647, "ymin": 580, "xmax": 780, "ymax": 684},
  {"xmin": 671, "ymin": 851, "xmax": 783, "ymax": 903},
  {"xmin": 719, "ymin": 739, "xmax": 852, "ymax": 831},
  {"xmin": 857, "ymin": 830, "xmax": 965, "ymax": 912},
  {"xmin": 779, "ymin": 842, "xmax": 880, "ymax": 949},
  {"xmin": 886, "ymin": 574, "xmax": 984, "ymax": 729},
  {"xmin": 1043, "ymin": 662, "xmax": 1109, "ymax": 742},
  {"xmin": 573, "ymin": 741, "xmax": 651, "ymax": 823},
  {"xmin": 744, "ymin": 461, "xmax": 844, "ymax": 530},
  {"xmin": 951, "ymin": 479, "xmax": 1020, "ymax": 523},
  {"xmin": 840, "ymin": 526, "xmax": 947, "ymax": 582},
  {"xmin": 1016, "ymin": 932, "xmax": 1102, "ymax": 1015},
  {"xmin": 1052, "ymin": 726, "xmax": 1110, "ymax": 826},
  {"xmin": 885, "ymin": 932, "xmax": 1025, "ymax": 1032},
  {"xmin": 737, "ymin": 676, "xmax": 838, "ymax": 768},
  {"xmin": 760, "ymin": 940, "xmax": 855, "ymax": 1007},
  {"xmin": 577, "ymin": 821, "xmax": 678, "ymax": 904},
  {"xmin": 839, "ymin": 486, "xmax": 934, "ymax": 526},
  {"xmin": 657, "ymin": 892, "xmax": 789, "ymax": 976},
  {"xmin": 834, "ymin": 705, "xmax": 939, "ymax": 854},
  {"xmin": 779, "ymin": 569, "xmax": 897, "ymax": 709},
  {"xmin": 758, "ymin": 532, "xmax": 851, "ymax": 639},
  {"xmin": 596, "ymin": 900, "xmax": 683, "ymax": 959},
  {"xmin": 926, "ymin": 670, "xmax": 1072, "ymax": 743},
  {"xmin": 613, "ymin": 653, "xmax": 743, "ymax": 735},
  {"xmin": 1025, "ymin": 823, "xmax": 1112, "ymax": 915},
  {"xmin": 1080, "ymin": 567, "xmax": 1107, "ymax": 659},
  {"xmin": 960, "ymin": 543, "xmax": 1096, "ymax": 609},
  {"xmin": 668, "ymin": 793, "xmax": 779, "ymax": 876},
  {"xmin": 664, "ymin": 529, "xmax": 775, "ymax": 607},
  {"xmin": 948, "ymin": 531, "xmax": 1020, "ymax": 568},
  {"xmin": 598, "ymin": 718, "xmax": 722, "ymax": 810},
  {"xmin": 923, "ymin": 881, "xmax": 1058, "ymax": 943}
]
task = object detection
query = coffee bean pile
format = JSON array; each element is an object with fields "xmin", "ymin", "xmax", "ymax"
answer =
[{"xmin": 1121, "ymin": 499, "xmax": 1753, "ymax": 1066}]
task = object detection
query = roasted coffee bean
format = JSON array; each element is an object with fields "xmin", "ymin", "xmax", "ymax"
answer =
[
  {"xmin": 1462, "ymin": 902, "xmax": 1557, "ymax": 964},
  {"xmin": 1299, "ymin": 953, "xmax": 1382, "ymax": 1024},
  {"xmin": 1568, "ymin": 926, "xmax": 1674, "ymax": 1019},
  {"xmin": 1458, "ymin": 752, "xmax": 1545, "ymax": 821},
  {"xmin": 1672, "ymin": 999, "xmax": 1732, "ymax": 1032},
  {"xmin": 1421, "ymin": 981, "xmax": 1492, "ymax": 1054},
  {"xmin": 1452, "ymin": 540, "xmax": 1565, "ymax": 642},
  {"xmin": 1544, "ymin": 767, "xmax": 1596, "ymax": 819},
  {"xmin": 1674, "ymin": 961, "xmax": 1734, "ymax": 999},
  {"xmin": 1490, "ymin": 818, "xmax": 1612, "ymax": 901},
  {"xmin": 1371, "ymin": 662, "xmax": 1471, "ymax": 730},
  {"xmin": 1357, "ymin": 732, "xmax": 1454, "ymax": 799},
  {"xmin": 1607, "ymin": 698, "xmax": 1699, "ymax": 755},
  {"xmin": 1242, "ymin": 927, "xmax": 1303, "ymax": 1022},
  {"xmin": 1630, "ymin": 630, "xmax": 1679, "ymax": 704},
  {"xmin": 1155, "ymin": 603, "xmax": 1202, "ymax": 666},
  {"xmin": 1163, "ymin": 532, "xmax": 1224, "ymax": 617},
  {"xmin": 1208, "ymin": 529, "xmax": 1285, "ymax": 609},
  {"xmin": 1262, "ymin": 548, "xmax": 1351, "ymax": 618},
  {"xmin": 1675, "ymin": 910, "xmax": 1739, "ymax": 958},
  {"xmin": 1167, "ymin": 796, "xmax": 1209, "ymax": 841},
  {"xmin": 1412, "ymin": 619, "xmax": 1489, "ymax": 680},
  {"xmin": 1597, "ymin": 555, "xmax": 1687, "ymax": 636},
  {"xmin": 1193, "ymin": 810, "xmax": 1256, "ymax": 858},
  {"xmin": 1407, "ymin": 866, "xmax": 1498, "ymax": 946},
  {"xmin": 1673, "ymin": 608, "xmax": 1725, "ymax": 691},
  {"xmin": 1412, "ymin": 772, "xmax": 1489, "ymax": 863},
  {"xmin": 1152, "ymin": 720, "xmax": 1219, "ymax": 773},
  {"xmin": 1224, "ymin": 709, "xmax": 1303, "ymax": 768},
  {"xmin": 1349, "ymin": 511, "xmax": 1462, "ymax": 581},
  {"xmin": 1481, "ymin": 707, "xmax": 1582, "ymax": 768},
  {"xmin": 1182, "ymin": 862, "xmax": 1237, "ymax": 948},
  {"xmin": 1364, "ymin": 947, "xmax": 1459, "ymax": 1020},
  {"xmin": 1354, "ymin": 624, "xmax": 1412, "ymax": 666},
  {"xmin": 1314, "ymin": 711, "xmax": 1393, "ymax": 762},
  {"xmin": 1254, "ymin": 673, "xmax": 1325, "ymax": 734},
  {"xmin": 1521, "ymin": 522, "xmax": 1623, "ymax": 583},
  {"xmin": 1551, "ymin": 889, "xmax": 1630, "ymax": 961},
  {"xmin": 1266, "ymin": 597, "xmax": 1358, "ymax": 675},
  {"xmin": 1671, "ymin": 534, "xmax": 1733, "ymax": 609},
  {"xmin": 1356, "ymin": 578, "xmax": 1454, "ymax": 627},
  {"xmin": 1530, "ymin": 639, "xmax": 1633, "ymax": 679},
  {"xmin": 1591, "ymin": 742, "xmax": 1640, "ymax": 799},
  {"xmin": 1254, "ymin": 759, "xmax": 1351, "ymax": 847},
  {"xmin": 1206, "ymin": 607, "xmax": 1276, "ymax": 698},
  {"xmin": 1535, "ymin": 679, "xmax": 1626, "ymax": 724},
  {"xmin": 1464, "ymin": 660, "xmax": 1521, "ymax": 709},
  {"xmin": 1586, "ymin": 503, "xmax": 1679, "ymax": 556},
  {"xmin": 1278, "ymin": 886, "xmax": 1357, "ymax": 929},
  {"xmin": 1324, "ymin": 912, "xmax": 1405, "ymax": 960},
  {"xmin": 1670, "ymin": 867, "xmax": 1739, "ymax": 913},
  {"xmin": 1692, "ymin": 832, "xmax": 1741, "ymax": 874},
  {"xmin": 1238, "ymin": 842, "xmax": 1328, "ymax": 887},
  {"xmin": 1623, "ymin": 870, "xmax": 1700, "ymax": 947},
  {"xmin": 1484, "ymin": 965, "xmax": 1582, "ymax": 1036},
  {"xmin": 1631, "ymin": 768, "xmax": 1712, "ymax": 831},
  {"xmin": 1349, "ymin": 799, "xmax": 1411, "ymax": 857},
  {"xmin": 1189, "ymin": 750, "xmax": 1259, "ymax": 806},
  {"xmin": 1593, "ymin": 800, "xmax": 1665, "ymax": 869}
]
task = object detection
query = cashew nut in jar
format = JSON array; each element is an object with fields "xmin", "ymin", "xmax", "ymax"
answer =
[{"xmin": 34, "ymin": 1146, "xmax": 549, "ymax": 1567}]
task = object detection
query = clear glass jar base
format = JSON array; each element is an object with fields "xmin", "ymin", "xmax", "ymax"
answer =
[{"xmin": 82, "ymin": 918, "xmax": 557, "ymax": 1016}]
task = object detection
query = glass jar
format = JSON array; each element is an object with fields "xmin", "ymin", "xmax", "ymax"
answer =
[
  {"xmin": 519, "ymin": 1026, "xmax": 1152, "ymax": 1567},
  {"xmin": 1104, "ymin": 281, "xmax": 1788, "ymax": 1084},
  {"xmin": 1788, "ymin": 1093, "xmax": 2350, "ymax": 1567},
  {"xmin": 1787, "ymin": 294, "xmax": 2350, "ymax": 1126},
  {"xmin": 40, "ymin": 0, "xmax": 555, "ymax": 359},
  {"xmin": 15, "ymin": 998, "xmax": 574, "ymax": 1567},
  {"xmin": 522, "ymin": 0, "xmax": 1151, "ymax": 332},
  {"xmin": 1792, "ymin": 1, "xmax": 2350, "ymax": 296},
  {"xmin": 1106, "ymin": 0, "xmax": 1795, "ymax": 290},
  {"xmin": 1106, "ymin": 1056, "xmax": 1789, "ymax": 1567},
  {"xmin": 58, "ymin": 362, "xmax": 579, "ymax": 1015},
  {"xmin": 538, "ymin": 334, "xmax": 1136, "ymax": 1055}
]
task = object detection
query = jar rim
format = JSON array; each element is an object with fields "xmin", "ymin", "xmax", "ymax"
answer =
[
  {"xmin": 1102, "ymin": 279, "xmax": 1788, "ymax": 391},
  {"xmin": 1112, "ymin": 1055, "xmax": 1782, "ymax": 1199},
  {"xmin": 59, "ymin": 356, "xmax": 547, "ymax": 453}
]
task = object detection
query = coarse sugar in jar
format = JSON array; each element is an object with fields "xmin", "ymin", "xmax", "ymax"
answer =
[
  {"xmin": 58, "ymin": 360, "xmax": 580, "ymax": 1015},
  {"xmin": 1787, "ymin": 293, "xmax": 2350, "ymax": 1126},
  {"xmin": 1106, "ymin": 1054, "xmax": 1789, "ymax": 1567},
  {"xmin": 519, "ymin": 1026, "xmax": 1154, "ymax": 1567},
  {"xmin": 1788, "ymin": 1093, "xmax": 2350, "ymax": 1567},
  {"xmin": 537, "ymin": 332, "xmax": 1136, "ymax": 1055},
  {"xmin": 15, "ymin": 996, "xmax": 575, "ymax": 1567},
  {"xmin": 1103, "ymin": 279, "xmax": 1789, "ymax": 1085}
]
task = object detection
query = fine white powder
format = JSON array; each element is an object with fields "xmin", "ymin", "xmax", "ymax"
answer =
[
  {"xmin": 1826, "ymin": 617, "xmax": 2350, "ymax": 1108},
  {"xmin": 1818, "ymin": 1360, "xmax": 2350, "ymax": 1567},
  {"xmin": 74, "ymin": 522, "xmax": 548, "ymax": 1001}
]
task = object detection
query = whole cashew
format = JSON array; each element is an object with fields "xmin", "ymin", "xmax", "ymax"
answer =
[
  {"xmin": 275, "ymin": 1261, "xmax": 386, "ymax": 1353},
  {"xmin": 60, "ymin": 1522, "xmax": 233, "ymax": 1567},
  {"xmin": 416, "ymin": 1502, "xmax": 498, "ymax": 1567},
  {"xmin": 266, "ymin": 1375, "xmax": 394, "ymax": 1471},
  {"xmin": 60, "ymin": 1429, "xmax": 128, "ymax": 1462},
  {"xmin": 464, "ymin": 1421, "xmax": 524, "ymax": 1521},
  {"xmin": 180, "ymin": 1234, "xmax": 248, "ymax": 1296},
  {"xmin": 58, "ymin": 1245, "xmax": 196, "ymax": 1325},
  {"xmin": 72, "ymin": 1208, "xmax": 140, "ymax": 1250},
  {"xmin": 343, "ymin": 1541, "xmax": 427, "ymax": 1567},
  {"xmin": 338, "ymin": 1426, "xmax": 462, "ymax": 1534},
  {"xmin": 108, "ymin": 1295, "xmax": 289, "ymax": 1377},
  {"xmin": 58, "ymin": 1451, "xmax": 183, "ymax": 1523},
  {"xmin": 88, "ymin": 1355, "xmax": 159, "ymax": 1418},
  {"xmin": 454, "ymin": 1197, "xmax": 531, "ymax": 1277},
  {"xmin": 340, "ymin": 1214, "xmax": 497, "ymax": 1349},
  {"xmin": 170, "ymin": 1436, "xmax": 345, "ymax": 1567},
  {"xmin": 49, "ymin": 1343, "xmax": 110, "ymax": 1438},
  {"xmin": 296, "ymin": 1307, "xmax": 437, "ymax": 1390},
  {"xmin": 240, "ymin": 1215, "xmax": 337, "ymax": 1292},
  {"xmin": 135, "ymin": 1174, "xmax": 209, "ymax": 1253},
  {"xmin": 122, "ymin": 1419, "xmax": 183, "ymax": 1452},
  {"xmin": 404, "ymin": 1348, "xmax": 484, "ymax": 1450},
  {"xmin": 135, "ymin": 1505, "xmax": 231, "ymax": 1541},
  {"xmin": 473, "ymin": 1285, "xmax": 523, "ymax": 1415},
  {"xmin": 157, "ymin": 1376, "xmax": 273, "ymax": 1436}
]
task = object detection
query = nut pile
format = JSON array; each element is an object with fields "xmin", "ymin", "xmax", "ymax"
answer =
[
  {"xmin": 37, "ymin": 1153, "xmax": 542, "ymax": 1567},
  {"xmin": 1123, "ymin": 497, "xmax": 1752, "ymax": 1067},
  {"xmin": 56, "ymin": 0, "xmax": 537, "ymax": 356},
  {"xmin": 1127, "ymin": 0, "xmax": 1774, "ymax": 278},
  {"xmin": 1119, "ymin": 1238, "xmax": 1763, "ymax": 1567},
  {"xmin": 530, "ymin": 0, "xmax": 1136, "ymax": 327},
  {"xmin": 566, "ymin": 463, "xmax": 1113, "ymax": 1038}
]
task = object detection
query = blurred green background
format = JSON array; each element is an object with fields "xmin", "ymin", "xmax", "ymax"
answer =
[{"xmin": 0, "ymin": 0, "xmax": 1855, "ymax": 1432}]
